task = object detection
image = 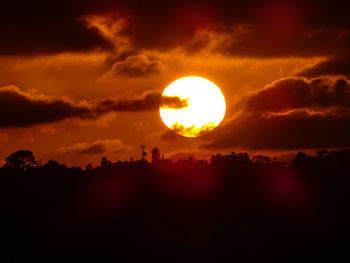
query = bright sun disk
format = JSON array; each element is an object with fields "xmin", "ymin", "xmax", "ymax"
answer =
[{"xmin": 160, "ymin": 76, "xmax": 226, "ymax": 137}]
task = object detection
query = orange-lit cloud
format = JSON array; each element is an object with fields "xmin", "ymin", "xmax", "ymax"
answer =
[
  {"xmin": 1, "ymin": 1, "xmax": 350, "ymax": 58},
  {"xmin": 242, "ymin": 76, "xmax": 350, "ymax": 113},
  {"xmin": 203, "ymin": 109, "xmax": 350, "ymax": 150},
  {"xmin": 105, "ymin": 55, "xmax": 164, "ymax": 77},
  {"xmin": 82, "ymin": 14, "xmax": 132, "ymax": 56},
  {"xmin": 57, "ymin": 139, "xmax": 129, "ymax": 155},
  {"xmin": 297, "ymin": 55, "xmax": 350, "ymax": 78},
  {"xmin": 203, "ymin": 76, "xmax": 350, "ymax": 150}
]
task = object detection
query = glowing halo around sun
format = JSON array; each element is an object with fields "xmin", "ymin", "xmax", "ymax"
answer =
[{"xmin": 159, "ymin": 76, "xmax": 226, "ymax": 137}]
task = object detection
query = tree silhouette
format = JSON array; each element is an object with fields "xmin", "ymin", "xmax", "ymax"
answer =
[
  {"xmin": 85, "ymin": 163, "xmax": 93, "ymax": 171},
  {"xmin": 317, "ymin": 149, "xmax": 329, "ymax": 159},
  {"xmin": 100, "ymin": 156, "xmax": 111, "ymax": 167},
  {"xmin": 41, "ymin": 160, "xmax": 66, "ymax": 170},
  {"xmin": 5, "ymin": 150, "xmax": 37, "ymax": 169},
  {"xmin": 252, "ymin": 154, "xmax": 271, "ymax": 164}
]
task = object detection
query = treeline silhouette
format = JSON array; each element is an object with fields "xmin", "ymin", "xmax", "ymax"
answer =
[{"xmin": 1, "ymin": 148, "xmax": 350, "ymax": 262}]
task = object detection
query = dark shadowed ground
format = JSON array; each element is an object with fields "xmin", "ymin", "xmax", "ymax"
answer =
[{"xmin": 1, "ymin": 150, "xmax": 350, "ymax": 262}]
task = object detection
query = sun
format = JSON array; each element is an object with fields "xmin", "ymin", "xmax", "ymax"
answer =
[{"xmin": 159, "ymin": 76, "xmax": 226, "ymax": 137}]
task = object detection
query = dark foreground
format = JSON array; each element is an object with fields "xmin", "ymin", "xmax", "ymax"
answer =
[{"xmin": 1, "ymin": 150, "xmax": 350, "ymax": 262}]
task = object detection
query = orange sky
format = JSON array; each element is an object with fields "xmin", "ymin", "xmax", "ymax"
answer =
[{"xmin": 1, "ymin": 1, "xmax": 350, "ymax": 167}]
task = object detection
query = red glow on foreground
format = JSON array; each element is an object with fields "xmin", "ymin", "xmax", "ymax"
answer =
[
  {"xmin": 76, "ymin": 174, "xmax": 135, "ymax": 219},
  {"xmin": 265, "ymin": 167, "xmax": 309, "ymax": 209},
  {"xmin": 155, "ymin": 162, "xmax": 218, "ymax": 200}
]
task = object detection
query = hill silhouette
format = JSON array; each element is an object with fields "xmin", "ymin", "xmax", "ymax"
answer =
[{"xmin": 1, "ymin": 148, "xmax": 350, "ymax": 262}]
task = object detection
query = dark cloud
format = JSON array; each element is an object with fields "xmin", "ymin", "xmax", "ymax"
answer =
[
  {"xmin": 124, "ymin": 1, "xmax": 350, "ymax": 57},
  {"xmin": 0, "ymin": 85, "xmax": 93, "ymax": 127},
  {"xmin": 2, "ymin": 0, "xmax": 350, "ymax": 57},
  {"xmin": 160, "ymin": 96, "xmax": 189, "ymax": 109},
  {"xmin": 0, "ymin": 86, "xmax": 186, "ymax": 128},
  {"xmin": 57, "ymin": 139, "xmax": 127, "ymax": 155},
  {"xmin": 96, "ymin": 93, "xmax": 188, "ymax": 112},
  {"xmin": 95, "ymin": 92, "xmax": 162, "ymax": 113},
  {"xmin": 297, "ymin": 56, "xmax": 350, "ymax": 78},
  {"xmin": 205, "ymin": 76, "xmax": 350, "ymax": 150},
  {"xmin": 0, "ymin": 1, "xmax": 112, "ymax": 55},
  {"xmin": 107, "ymin": 55, "xmax": 164, "ymax": 77},
  {"xmin": 111, "ymin": 1, "xmax": 350, "ymax": 58},
  {"xmin": 204, "ymin": 110, "xmax": 350, "ymax": 150},
  {"xmin": 243, "ymin": 77, "xmax": 350, "ymax": 112}
]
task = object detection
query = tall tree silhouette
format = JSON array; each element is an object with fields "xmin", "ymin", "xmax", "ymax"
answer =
[{"xmin": 5, "ymin": 150, "xmax": 37, "ymax": 169}]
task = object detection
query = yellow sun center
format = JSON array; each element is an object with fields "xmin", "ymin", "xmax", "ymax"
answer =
[{"xmin": 159, "ymin": 76, "xmax": 226, "ymax": 137}]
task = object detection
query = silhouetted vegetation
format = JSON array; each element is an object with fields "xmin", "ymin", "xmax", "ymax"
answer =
[{"xmin": 1, "ymin": 148, "xmax": 350, "ymax": 262}]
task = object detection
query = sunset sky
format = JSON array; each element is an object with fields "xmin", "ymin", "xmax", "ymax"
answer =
[{"xmin": 1, "ymin": 0, "xmax": 350, "ymax": 166}]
